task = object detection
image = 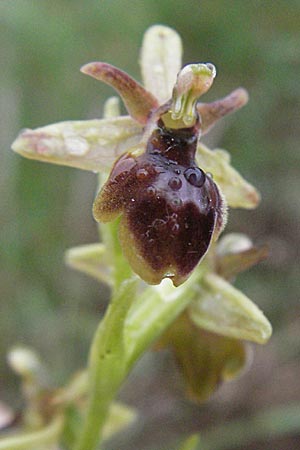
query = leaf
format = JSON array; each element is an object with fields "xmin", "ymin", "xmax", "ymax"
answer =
[
  {"xmin": 140, "ymin": 25, "xmax": 182, "ymax": 103},
  {"xmin": 189, "ymin": 273, "xmax": 272, "ymax": 344},
  {"xmin": 197, "ymin": 142, "xmax": 260, "ymax": 209},
  {"xmin": 12, "ymin": 116, "xmax": 143, "ymax": 172}
]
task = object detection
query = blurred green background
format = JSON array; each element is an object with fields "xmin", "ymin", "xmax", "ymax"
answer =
[{"xmin": 1, "ymin": 1, "xmax": 300, "ymax": 449}]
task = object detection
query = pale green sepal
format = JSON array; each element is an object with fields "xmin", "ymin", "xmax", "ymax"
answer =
[
  {"xmin": 189, "ymin": 273, "xmax": 272, "ymax": 344},
  {"xmin": 102, "ymin": 402, "xmax": 137, "ymax": 441},
  {"xmin": 65, "ymin": 243, "xmax": 111, "ymax": 285},
  {"xmin": 197, "ymin": 142, "xmax": 260, "ymax": 209},
  {"xmin": 140, "ymin": 25, "xmax": 182, "ymax": 103},
  {"xmin": 12, "ymin": 116, "xmax": 143, "ymax": 172}
]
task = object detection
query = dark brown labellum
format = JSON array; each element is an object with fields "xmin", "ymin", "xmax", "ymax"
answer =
[{"xmin": 93, "ymin": 119, "xmax": 224, "ymax": 286}]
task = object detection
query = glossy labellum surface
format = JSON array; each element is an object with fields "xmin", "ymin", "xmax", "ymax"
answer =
[{"xmin": 93, "ymin": 118, "xmax": 224, "ymax": 286}]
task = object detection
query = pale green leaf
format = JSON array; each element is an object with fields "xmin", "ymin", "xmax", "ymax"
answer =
[
  {"xmin": 140, "ymin": 25, "xmax": 182, "ymax": 103},
  {"xmin": 189, "ymin": 273, "xmax": 272, "ymax": 344},
  {"xmin": 12, "ymin": 116, "xmax": 143, "ymax": 172}
]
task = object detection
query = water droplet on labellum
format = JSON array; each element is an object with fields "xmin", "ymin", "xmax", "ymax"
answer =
[
  {"xmin": 168, "ymin": 177, "xmax": 182, "ymax": 190},
  {"xmin": 184, "ymin": 167, "xmax": 206, "ymax": 187}
]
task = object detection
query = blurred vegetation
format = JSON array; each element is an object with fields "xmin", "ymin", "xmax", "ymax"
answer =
[{"xmin": 1, "ymin": 1, "xmax": 300, "ymax": 449}]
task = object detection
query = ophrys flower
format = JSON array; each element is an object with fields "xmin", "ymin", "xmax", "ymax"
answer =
[{"xmin": 12, "ymin": 25, "xmax": 259, "ymax": 286}]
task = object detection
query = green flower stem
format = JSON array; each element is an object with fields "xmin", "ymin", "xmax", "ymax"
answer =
[
  {"xmin": 75, "ymin": 278, "xmax": 136, "ymax": 450},
  {"xmin": 75, "ymin": 98, "xmax": 137, "ymax": 450},
  {"xmin": 0, "ymin": 414, "xmax": 64, "ymax": 450}
]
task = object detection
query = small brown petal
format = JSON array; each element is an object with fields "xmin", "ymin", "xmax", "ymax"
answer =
[
  {"xmin": 197, "ymin": 87, "xmax": 249, "ymax": 135},
  {"xmin": 81, "ymin": 62, "xmax": 159, "ymax": 124}
]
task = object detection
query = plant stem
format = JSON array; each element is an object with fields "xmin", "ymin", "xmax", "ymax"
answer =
[{"xmin": 75, "ymin": 279, "xmax": 136, "ymax": 450}]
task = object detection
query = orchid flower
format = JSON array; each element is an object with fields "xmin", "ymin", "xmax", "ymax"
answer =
[{"xmin": 12, "ymin": 25, "xmax": 259, "ymax": 287}]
